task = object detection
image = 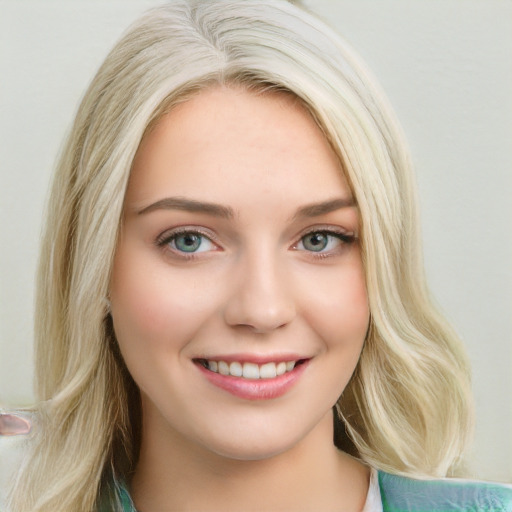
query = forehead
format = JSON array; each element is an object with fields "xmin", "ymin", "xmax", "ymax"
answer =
[{"xmin": 126, "ymin": 85, "xmax": 351, "ymax": 213}]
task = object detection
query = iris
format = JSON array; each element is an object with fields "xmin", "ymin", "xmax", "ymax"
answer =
[
  {"xmin": 302, "ymin": 232, "xmax": 329, "ymax": 252},
  {"xmin": 174, "ymin": 233, "xmax": 203, "ymax": 252}
]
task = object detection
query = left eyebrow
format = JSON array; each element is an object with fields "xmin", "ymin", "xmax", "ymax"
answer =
[{"xmin": 291, "ymin": 197, "xmax": 356, "ymax": 221}]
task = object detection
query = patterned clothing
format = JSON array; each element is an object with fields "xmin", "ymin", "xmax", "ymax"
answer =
[{"xmin": 376, "ymin": 470, "xmax": 512, "ymax": 512}]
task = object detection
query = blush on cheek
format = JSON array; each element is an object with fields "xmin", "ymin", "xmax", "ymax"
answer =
[
  {"xmin": 304, "ymin": 272, "xmax": 368, "ymax": 340},
  {"xmin": 111, "ymin": 270, "xmax": 216, "ymax": 364}
]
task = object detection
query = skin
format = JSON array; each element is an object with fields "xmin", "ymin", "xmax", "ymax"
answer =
[
  {"xmin": 110, "ymin": 85, "xmax": 370, "ymax": 511},
  {"xmin": 0, "ymin": 414, "xmax": 31, "ymax": 436}
]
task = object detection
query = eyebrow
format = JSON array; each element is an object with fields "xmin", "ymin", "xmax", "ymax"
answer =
[
  {"xmin": 291, "ymin": 197, "xmax": 356, "ymax": 220},
  {"xmin": 137, "ymin": 197, "xmax": 234, "ymax": 218},
  {"xmin": 136, "ymin": 196, "xmax": 355, "ymax": 220}
]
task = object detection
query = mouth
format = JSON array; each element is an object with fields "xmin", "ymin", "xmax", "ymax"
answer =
[
  {"xmin": 193, "ymin": 357, "xmax": 311, "ymax": 400},
  {"xmin": 194, "ymin": 358, "xmax": 308, "ymax": 380}
]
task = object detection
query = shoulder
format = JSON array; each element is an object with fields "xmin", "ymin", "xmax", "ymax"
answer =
[{"xmin": 378, "ymin": 471, "xmax": 512, "ymax": 512}]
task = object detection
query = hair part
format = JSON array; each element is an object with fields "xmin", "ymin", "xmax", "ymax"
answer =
[{"xmin": 9, "ymin": 1, "xmax": 473, "ymax": 510}]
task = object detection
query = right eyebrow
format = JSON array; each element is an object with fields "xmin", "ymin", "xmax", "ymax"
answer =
[{"xmin": 135, "ymin": 196, "xmax": 234, "ymax": 219}]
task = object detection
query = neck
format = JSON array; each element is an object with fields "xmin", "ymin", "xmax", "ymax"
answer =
[{"xmin": 130, "ymin": 408, "xmax": 369, "ymax": 512}]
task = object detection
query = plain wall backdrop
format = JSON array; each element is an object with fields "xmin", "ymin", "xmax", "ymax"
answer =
[{"xmin": 0, "ymin": 0, "xmax": 511, "ymax": 483}]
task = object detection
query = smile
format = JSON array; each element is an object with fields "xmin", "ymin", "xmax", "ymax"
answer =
[
  {"xmin": 197, "ymin": 359, "xmax": 301, "ymax": 379},
  {"xmin": 194, "ymin": 357, "xmax": 310, "ymax": 400}
]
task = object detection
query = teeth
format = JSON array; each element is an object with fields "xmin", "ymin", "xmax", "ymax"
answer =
[
  {"xmin": 259, "ymin": 362, "xmax": 277, "ymax": 379},
  {"xmin": 229, "ymin": 361, "xmax": 243, "ymax": 377},
  {"xmin": 204, "ymin": 360, "xmax": 298, "ymax": 379},
  {"xmin": 218, "ymin": 361, "xmax": 229, "ymax": 375},
  {"xmin": 276, "ymin": 362, "xmax": 287, "ymax": 376},
  {"xmin": 242, "ymin": 362, "xmax": 260, "ymax": 379}
]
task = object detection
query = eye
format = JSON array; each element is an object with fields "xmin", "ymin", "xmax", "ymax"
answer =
[
  {"xmin": 158, "ymin": 229, "xmax": 217, "ymax": 254},
  {"xmin": 295, "ymin": 230, "xmax": 355, "ymax": 253},
  {"xmin": 300, "ymin": 232, "xmax": 331, "ymax": 252}
]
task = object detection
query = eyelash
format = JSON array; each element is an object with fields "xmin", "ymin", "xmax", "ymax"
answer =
[
  {"xmin": 155, "ymin": 226, "xmax": 357, "ymax": 260},
  {"xmin": 293, "ymin": 228, "xmax": 356, "ymax": 259}
]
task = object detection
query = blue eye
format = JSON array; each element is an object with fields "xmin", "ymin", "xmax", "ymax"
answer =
[
  {"xmin": 174, "ymin": 233, "xmax": 202, "ymax": 252},
  {"xmin": 301, "ymin": 232, "xmax": 330, "ymax": 252},
  {"xmin": 161, "ymin": 231, "xmax": 216, "ymax": 254},
  {"xmin": 296, "ymin": 230, "xmax": 354, "ymax": 253}
]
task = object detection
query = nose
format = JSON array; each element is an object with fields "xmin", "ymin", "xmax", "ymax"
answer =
[{"xmin": 223, "ymin": 249, "xmax": 296, "ymax": 334}]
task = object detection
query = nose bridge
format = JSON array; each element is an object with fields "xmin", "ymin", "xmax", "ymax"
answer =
[{"xmin": 224, "ymin": 240, "xmax": 296, "ymax": 333}]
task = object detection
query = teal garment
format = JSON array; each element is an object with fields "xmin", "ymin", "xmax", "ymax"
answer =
[
  {"xmin": 378, "ymin": 472, "xmax": 512, "ymax": 512},
  {"xmin": 118, "ymin": 483, "xmax": 135, "ymax": 512},
  {"xmin": 117, "ymin": 471, "xmax": 512, "ymax": 511}
]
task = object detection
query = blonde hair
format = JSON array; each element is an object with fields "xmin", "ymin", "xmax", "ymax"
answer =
[{"xmin": 9, "ymin": 1, "xmax": 473, "ymax": 510}]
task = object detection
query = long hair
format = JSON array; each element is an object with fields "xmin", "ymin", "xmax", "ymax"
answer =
[{"xmin": 9, "ymin": 1, "xmax": 473, "ymax": 510}]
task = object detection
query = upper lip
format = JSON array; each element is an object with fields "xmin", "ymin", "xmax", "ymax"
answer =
[{"xmin": 193, "ymin": 353, "xmax": 311, "ymax": 364}]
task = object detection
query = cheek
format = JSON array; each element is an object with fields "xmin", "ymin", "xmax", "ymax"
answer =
[
  {"xmin": 109, "ymin": 244, "xmax": 217, "ymax": 360},
  {"xmin": 300, "ymin": 258, "xmax": 369, "ymax": 349}
]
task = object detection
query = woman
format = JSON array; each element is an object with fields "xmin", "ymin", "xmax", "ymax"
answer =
[{"xmin": 6, "ymin": 1, "xmax": 512, "ymax": 511}]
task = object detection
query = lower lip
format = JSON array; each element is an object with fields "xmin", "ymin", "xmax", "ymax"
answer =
[{"xmin": 195, "ymin": 361, "xmax": 310, "ymax": 401}]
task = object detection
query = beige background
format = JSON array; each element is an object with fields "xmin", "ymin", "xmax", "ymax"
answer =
[{"xmin": 1, "ymin": 0, "xmax": 511, "ymax": 482}]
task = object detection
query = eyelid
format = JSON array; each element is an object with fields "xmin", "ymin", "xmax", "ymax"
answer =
[
  {"xmin": 293, "ymin": 224, "xmax": 357, "ymax": 244},
  {"xmin": 156, "ymin": 226, "xmax": 218, "ymax": 244}
]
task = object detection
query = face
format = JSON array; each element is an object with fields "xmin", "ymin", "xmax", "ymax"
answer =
[{"xmin": 110, "ymin": 86, "xmax": 369, "ymax": 461}]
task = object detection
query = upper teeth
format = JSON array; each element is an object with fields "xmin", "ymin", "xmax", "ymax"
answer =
[{"xmin": 206, "ymin": 360, "xmax": 296, "ymax": 379}]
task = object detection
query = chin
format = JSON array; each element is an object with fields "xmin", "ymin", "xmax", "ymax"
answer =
[
  {"xmin": 195, "ymin": 426, "xmax": 310, "ymax": 462},
  {"xmin": 209, "ymin": 440, "xmax": 296, "ymax": 462}
]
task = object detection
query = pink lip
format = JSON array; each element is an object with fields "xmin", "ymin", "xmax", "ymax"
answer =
[{"xmin": 195, "ymin": 359, "xmax": 310, "ymax": 401}]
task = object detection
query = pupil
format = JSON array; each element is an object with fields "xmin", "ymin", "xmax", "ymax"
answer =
[
  {"xmin": 304, "ymin": 233, "xmax": 328, "ymax": 252},
  {"xmin": 176, "ymin": 234, "xmax": 201, "ymax": 252}
]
